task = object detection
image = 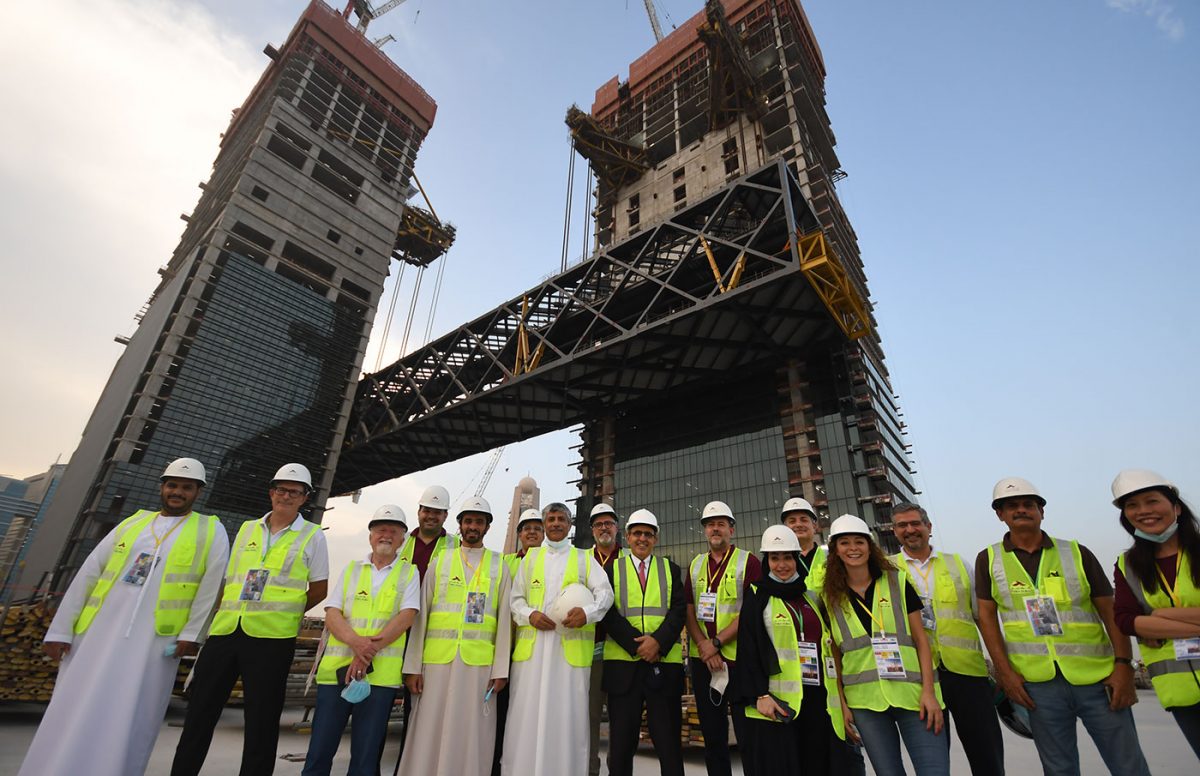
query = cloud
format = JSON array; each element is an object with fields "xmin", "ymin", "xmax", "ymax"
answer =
[{"xmin": 1107, "ymin": 0, "xmax": 1186, "ymax": 40}]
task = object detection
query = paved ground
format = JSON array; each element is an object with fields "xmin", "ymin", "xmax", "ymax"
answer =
[{"xmin": 1, "ymin": 690, "xmax": 1196, "ymax": 774}]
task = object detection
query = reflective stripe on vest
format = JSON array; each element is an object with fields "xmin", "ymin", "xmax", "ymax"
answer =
[
  {"xmin": 423, "ymin": 548, "xmax": 502, "ymax": 666},
  {"xmin": 806, "ymin": 591, "xmax": 848, "ymax": 741},
  {"xmin": 211, "ymin": 519, "xmax": 318, "ymax": 639},
  {"xmin": 317, "ymin": 560, "xmax": 414, "ymax": 686},
  {"xmin": 1118, "ymin": 551, "xmax": 1200, "ymax": 708},
  {"xmin": 74, "ymin": 511, "xmax": 217, "ymax": 637},
  {"xmin": 744, "ymin": 594, "xmax": 804, "ymax": 721},
  {"xmin": 988, "ymin": 537, "xmax": 1113, "ymax": 684},
  {"xmin": 891, "ymin": 551, "xmax": 987, "ymax": 677},
  {"xmin": 399, "ymin": 532, "xmax": 459, "ymax": 571},
  {"xmin": 512, "ymin": 547, "xmax": 595, "ymax": 667},
  {"xmin": 688, "ymin": 548, "xmax": 748, "ymax": 660},
  {"xmin": 605, "ymin": 554, "xmax": 682, "ymax": 664}
]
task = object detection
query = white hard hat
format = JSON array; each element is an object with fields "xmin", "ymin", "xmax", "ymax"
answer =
[
  {"xmin": 1111, "ymin": 469, "xmax": 1178, "ymax": 507},
  {"xmin": 828, "ymin": 514, "xmax": 873, "ymax": 541},
  {"xmin": 701, "ymin": 500, "xmax": 735, "ymax": 524},
  {"xmin": 457, "ymin": 495, "xmax": 493, "ymax": 522},
  {"xmin": 161, "ymin": 457, "xmax": 206, "ymax": 485},
  {"xmin": 589, "ymin": 503, "xmax": 617, "ymax": 523},
  {"xmin": 760, "ymin": 524, "xmax": 801, "ymax": 553},
  {"xmin": 991, "ymin": 477, "xmax": 1045, "ymax": 509},
  {"xmin": 780, "ymin": 497, "xmax": 816, "ymax": 519},
  {"xmin": 273, "ymin": 463, "xmax": 312, "ymax": 489},
  {"xmin": 516, "ymin": 508, "xmax": 543, "ymax": 530},
  {"xmin": 626, "ymin": 508, "xmax": 658, "ymax": 531},
  {"xmin": 369, "ymin": 504, "xmax": 407, "ymax": 529},
  {"xmin": 419, "ymin": 485, "xmax": 450, "ymax": 511},
  {"xmin": 547, "ymin": 582, "xmax": 596, "ymax": 626}
]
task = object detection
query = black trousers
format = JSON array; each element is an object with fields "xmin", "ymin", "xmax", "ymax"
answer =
[
  {"xmin": 941, "ymin": 667, "xmax": 1005, "ymax": 776},
  {"xmin": 171, "ymin": 627, "xmax": 296, "ymax": 776},
  {"xmin": 489, "ymin": 684, "xmax": 510, "ymax": 776},
  {"xmin": 606, "ymin": 664, "xmax": 684, "ymax": 776},
  {"xmin": 689, "ymin": 658, "xmax": 747, "ymax": 776}
]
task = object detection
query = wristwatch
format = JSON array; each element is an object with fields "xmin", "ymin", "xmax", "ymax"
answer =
[
  {"xmin": 711, "ymin": 636, "xmax": 723, "ymax": 650},
  {"xmin": 1114, "ymin": 657, "xmax": 1133, "ymax": 666}
]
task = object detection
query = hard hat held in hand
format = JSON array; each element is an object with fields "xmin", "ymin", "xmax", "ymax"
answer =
[
  {"xmin": 626, "ymin": 508, "xmax": 658, "ymax": 531},
  {"xmin": 1111, "ymin": 469, "xmax": 1177, "ymax": 507},
  {"xmin": 548, "ymin": 583, "xmax": 595, "ymax": 626},
  {"xmin": 419, "ymin": 485, "xmax": 450, "ymax": 510},
  {"xmin": 760, "ymin": 525, "xmax": 801, "ymax": 552},
  {"xmin": 991, "ymin": 477, "xmax": 1043, "ymax": 508},
  {"xmin": 828, "ymin": 514, "xmax": 872, "ymax": 540},
  {"xmin": 161, "ymin": 458, "xmax": 206, "ymax": 485},
  {"xmin": 273, "ymin": 463, "xmax": 312, "ymax": 488},
  {"xmin": 701, "ymin": 501, "xmax": 735, "ymax": 524}
]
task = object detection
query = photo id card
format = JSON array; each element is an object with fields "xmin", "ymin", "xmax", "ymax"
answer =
[
  {"xmin": 1024, "ymin": 595, "xmax": 1064, "ymax": 637},
  {"xmin": 825, "ymin": 655, "xmax": 838, "ymax": 679},
  {"xmin": 122, "ymin": 552, "xmax": 156, "ymax": 586},
  {"xmin": 464, "ymin": 591, "xmax": 487, "ymax": 624},
  {"xmin": 872, "ymin": 635, "xmax": 907, "ymax": 679},
  {"xmin": 697, "ymin": 592, "xmax": 718, "ymax": 622},
  {"xmin": 240, "ymin": 569, "xmax": 270, "ymax": 602},
  {"xmin": 798, "ymin": 640, "xmax": 821, "ymax": 686},
  {"xmin": 919, "ymin": 596, "xmax": 936, "ymax": 631},
  {"xmin": 1174, "ymin": 638, "xmax": 1200, "ymax": 660}
]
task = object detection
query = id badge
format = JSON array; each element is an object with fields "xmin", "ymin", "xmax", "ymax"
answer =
[
  {"xmin": 919, "ymin": 596, "xmax": 936, "ymax": 631},
  {"xmin": 798, "ymin": 640, "xmax": 821, "ymax": 686},
  {"xmin": 697, "ymin": 592, "xmax": 718, "ymax": 623},
  {"xmin": 122, "ymin": 552, "xmax": 156, "ymax": 586},
  {"xmin": 464, "ymin": 591, "xmax": 487, "ymax": 624},
  {"xmin": 1174, "ymin": 637, "xmax": 1200, "ymax": 660},
  {"xmin": 825, "ymin": 656, "xmax": 838, "ymax": 679},
  {"xmin": 872, "ymin": 635, "xmax": 906, "ymax": 679},
  {"xmin": 1024, "ymin": 595, "xmax": 1064, "ymax": 637},
  {"xmin": 239, "ymin": 569, "xmax": 270, "ymax": 601}
]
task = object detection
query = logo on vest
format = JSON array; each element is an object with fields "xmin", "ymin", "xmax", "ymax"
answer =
[
  {"xmin": 115, "ymin": 541, "xmax": 127, "ymax": 551},
  {"xmin": 1010, "ymin": 579, "xmax": 1033, "ymax": 592},
  {"xmin": 878, "ymin": 595, "xmax": 891, "ymax": 608},
  {"xmin": 774, "ymin": 612, "xmax": 789, "ymax": 621},
  {"xmin": 531, "ymin": 577, "xmax": 543, "ymax": 589},
  {"xmin": 449, "ymin": 574, "xmax": 463, "ymax": 586},
  {"xmin": 355, "ymin": 588, "xmax": 370, "ymax": 600},
  {"xmin": 247, "ymin": 540, "xmax": 259, "ymax": 549},
  {"xmin": 1046, "ymin": 571, "xmax": 1062, "ymax": 578}
]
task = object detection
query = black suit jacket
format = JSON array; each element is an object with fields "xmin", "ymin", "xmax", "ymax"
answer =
[{"xmin": 600, "ymin": 554, "xmax": 687, "ymax": 696}]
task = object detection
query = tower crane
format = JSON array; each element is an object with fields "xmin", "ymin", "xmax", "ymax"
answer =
[
  {"xmin": 343, "ymin": 0, "xmax": 411, "ymax": 34},
  {"xmin": 643, "ymin": 0, "xmax": 664, "ymax": 42}
]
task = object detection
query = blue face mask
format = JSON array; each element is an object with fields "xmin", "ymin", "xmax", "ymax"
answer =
[
  {"xmin": 340, "ymin": 678, "xmax": 372, "ymax": 704},
  {"xmin": 1134, "ymin": 520, "xmax": 1179, "ymax": 544},
  {"xmin": 769, "ymin": 571, "xmax": 800, "ymax": 583}
]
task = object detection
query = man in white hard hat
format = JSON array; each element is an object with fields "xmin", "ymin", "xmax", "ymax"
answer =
[
  {"xmin": 400, "ymin": 484, "xmax": 458, "ymax": 582},
  {"xmin": 683, "ymin": 500, "xmax": 761, "ymax": 776},
  {"xmin": 586, "ymin": 502, "xmax": 621, "ymax": 776},
  {"xmin": 602, "ymin": 508, "xmax": 687, "ymax": 776},
  {"xmin": 18, "ymin": 458, "xmax": 228, "ymax": 776},
  {"xmin": 304, "ymin": 505, "xmax": 419, "ymax": 776},
  {"xmin": 172, "ymin": 462, "xmax": 330, "ymax": 776},
  {"xmin": 890, "ymin": 503, "xmax": 1003, "ymax": 776},
  {"xmin": 975, "ymin": 477, "xmax": 1150, "ymax": 776},
  {"xmin": 781, "ymin": 497, "xmax": 829, "ymax": 590},
  {"xmin": 503, "ymin": 502, "xmax": 614, "ymax": 776},
  {"xmin": 399, "ymin": 497, "xmax": 511, "ymax": 776}
]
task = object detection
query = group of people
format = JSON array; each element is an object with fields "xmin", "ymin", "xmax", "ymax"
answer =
[{"xmin": 16, "ymin": 456, "xmax": 1200, "ymax": 776}]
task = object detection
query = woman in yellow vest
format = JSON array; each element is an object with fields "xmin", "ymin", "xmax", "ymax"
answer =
[
  {"xmin": 822, "ymin": 514, "xmax": 947, "ymax": 776},
  {"xmin": 1111, "ymin": 469, "xmax": 1200, "ymax": 760}
]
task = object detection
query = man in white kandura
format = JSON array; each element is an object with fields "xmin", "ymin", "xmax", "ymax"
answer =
[
  {"xmin": 19, "ymin": 457, "xmax": 229, "ymax": 776},
  {"xmin": 502, "ymin": 502, "xmax": 614, "ymax": 776}
]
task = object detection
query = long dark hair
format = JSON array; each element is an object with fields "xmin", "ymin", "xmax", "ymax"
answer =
[
  {"xmin": 1120, "ymin": 487, "xmax": 1200, "ymax": 593},
  {"xmin": 822, "ymin": 535, "xmax": 896, "ymax": 608}
]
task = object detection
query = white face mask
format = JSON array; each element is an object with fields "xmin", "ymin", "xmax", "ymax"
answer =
[
  {"xmin": 545, "ymin": 536, "xmax": 572, "ymax": 550},
  {"xmin": 769, "ymin": 571, "xmax": 800, "ymax": 583},
  {"xmin": 708, "ymin": 664, "xmax": 729, "ymax": 703}
]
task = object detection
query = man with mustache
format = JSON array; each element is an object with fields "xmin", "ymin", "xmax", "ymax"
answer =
[{"xmin": 587, "ymin": 503, "xmax": 621, "ymax": 776}]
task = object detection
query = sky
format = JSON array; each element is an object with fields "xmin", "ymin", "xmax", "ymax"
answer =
[{"xmin": 0, "ymin": 0, "xmax": 1197, "ymax": 580}]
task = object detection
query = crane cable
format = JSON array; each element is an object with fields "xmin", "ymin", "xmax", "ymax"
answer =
[
  {"xmin": 560, "ymin": 137, "xmax": 575, "ymax": 273},
  {"xmin": 372, "ymin": 263, "xmax": 406, "ymax": 372}
]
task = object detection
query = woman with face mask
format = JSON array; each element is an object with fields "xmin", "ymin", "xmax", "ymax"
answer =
[
  {"xmin": 821, "ymin": 514, "xmax": 947, "ymax": 776},
  {"xmin": 1111, "ymin": 469, "xmax": 1200, "ymax": 759}
]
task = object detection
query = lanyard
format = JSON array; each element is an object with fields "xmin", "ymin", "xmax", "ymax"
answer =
[
  {"xmin": 1156, "ymin": 553, "xmax": 1183, "ymax": 608},
  {"xmin": 706, "ymin": 546, "xmax": 734, "ymax": 593},
  {"xmin": 909, "ymin": 554, "xmax": 935, "ymax": 596},
  {"xmin": 782, "ymin": 600, "xmax": 806, "ymax": 642},
  {"xmin": 151, "ymin": 513, "xmax": 187, "ymax": 549},
  {"xmin": 797, "ymin": 546, "xmax": 814, "ymax": 574},
  {"xmin": 853, "ymin": 594, "xmax": 886, "ymax": 636},
  {"xmin": 460, "ymin": 548, "xmax": 485, "ymax": 591},
  {"xmin": 595, "ymin": 547, "xmax": 614, "ymax": 568}
]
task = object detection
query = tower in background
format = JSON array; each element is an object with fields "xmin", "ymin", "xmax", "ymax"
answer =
[{"xmin": 501, "ymin": 476, "xmax": 540, "ymax": 554}]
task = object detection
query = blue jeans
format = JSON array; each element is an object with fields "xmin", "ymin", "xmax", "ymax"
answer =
[
  {"xmin": 1022, "ymin": 673, "xmax": 1150, "ymax": 776},
  {"xmin": 302, "ymin": 683, "xmax": 397, "ymax": 776},
  {"xmin": 852, "ymin": 706, "xmax": 949, "ymax": 776}
]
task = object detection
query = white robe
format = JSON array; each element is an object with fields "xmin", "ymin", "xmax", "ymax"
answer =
[
  {"xmin": 18, "ymin": 512, "xmax": 229, "ymax": 776},
  {"xmin": 501, "ymin": 543, "xmax": 613, "ymax": 776}
]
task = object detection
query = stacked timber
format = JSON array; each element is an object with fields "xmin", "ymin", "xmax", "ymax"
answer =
[{"xmin": 0, "ymin": 603, "xmax": 59, "ymax": 702}]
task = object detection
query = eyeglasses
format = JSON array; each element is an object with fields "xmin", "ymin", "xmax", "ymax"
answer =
[
  {"xmin": 272, "ymin": 486, "xmax": 306, "ymax": 498},
  {"xmin": 628, "ymin": 529, "xmax": 656, "ymax": 539},
  {"xmin": 592, "ymin": 521, "xmax": 617, "ymax": 529}
]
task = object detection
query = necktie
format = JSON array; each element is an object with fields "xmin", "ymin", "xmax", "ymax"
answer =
[{"xmin": 638, "ymin": 559, "xmax": 648, "ymax": 589}]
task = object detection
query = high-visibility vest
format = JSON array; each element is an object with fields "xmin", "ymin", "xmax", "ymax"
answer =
[
  {"xmin": 743, "ymin": 593, "xmax": 805, "ymax": 721},
  {"xmin": 423, "ymin": 548, "xmax": 503, "ymax": 666},
  {"xmin": 1118, "ymin": 551, "xmax": 1200, "ymax": 708},
  {"xmin": 605, "ymin": 554, "xmax": 683, "ymax": 664},
  {"xmin": 807, "ymin": 591, "xmax": 848, "ymax": 741},
  {"xmin": 74, "ymin": 510, "xmax": 219, "ymax": 637},
  {"xmin": 316, "ymin": 560, "xmax": 415, "ymax": 687},
  {"xmin": 210, "ymin": 518, "xmax": 319, "ymax": 639},
  {"xmin": 826, "ymin": 569, "xmax": 941, "ymax": 712},
  {"xmin": 687, "ymin": 548, "xmax": 748, "ymax": 660},
  {"xmin": 891, "ymin": 551, "xmax": 988, "ymax": 677},
  {"xmin": 802, "ymin": 545, "xmax": 829, "ymax": 593},
  {"xmin": 987, "ymin": 537, "xmax": 1113, "ymax": 685},
  {"xmin": 512, "ymin": 546, "xmax": 596, "ymax": 667},
  {"xmin": 399, "ymin": 531, "xmax": 459, "ymax": 569},
  {"xmin": 504, "ymin": 552, "xmax": 524, "ymax": 579}
]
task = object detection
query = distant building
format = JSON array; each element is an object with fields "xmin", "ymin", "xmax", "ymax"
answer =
[
  {"xmin": 0, "ymin": 464, "xmax": 66, "ymax": 604},
  {"xmin": 501, "ymin": 476, "xmax": 540, "ymax": 554}
]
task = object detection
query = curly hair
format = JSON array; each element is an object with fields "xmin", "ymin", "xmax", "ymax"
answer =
[{"xmin": 822, "ymin": 535, "xmax": 896, "ymax": 608}]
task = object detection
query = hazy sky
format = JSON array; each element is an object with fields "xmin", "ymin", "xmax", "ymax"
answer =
[{"xmin": 1, "ymin": 0, "xmax": 1196, "ymax": 578}]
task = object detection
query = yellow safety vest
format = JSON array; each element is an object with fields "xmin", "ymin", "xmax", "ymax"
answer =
[
  {"xmin": 211, "ymin": 518, "xmax": 319, "ymax": 639},
  {"xmin": 826, "ymin": 569, "xmax": 941, "ymax": 712},
  {"xmin": 504, "ymin": 552, "xmax": 523, "ymax": 579},
  {"xmin": 891, "ymin": 552, "xmax": 987, "ymax": 677},
  {"xmin": 988, "ymin": 537, "xmax": 1113, "ymax": 685},
  {"xmin": 803, "ymin": 545, "xmax": 829, "ymax": 593},
  {"xmin": 688, "ymin": 547, "xmax": 748, "ymax": 660},
  {"xmin": 807, "ymin": 591, "xmax": 848, "ymax": 741},
  {"xmin": 1118, "ymin": 551, "xmax": 1200, "ymax": 708},
  {"xmin": 423, "ymin": 548, "xmax": 503, "ymax": 666},
  {"xmin": 744, "ymin": 593, "xmax": 805, "ymax": 721},
  {"xmin": 605, "ymin": 554, "xmax": 683, "ymax": 664},
  {"xmin": 74, "ymin": 510, "xmax": 218, "ymax": 637},
  {"xmin": 317, "ymin": 560, "xmax": 415, "ymax": 687},
  {"xmin": 512, "ymin": 546, "xmax": 595, "ymax": 667},
  {"xmin": 399, "ymin": 532, "xmax": 459, "ymax": 568}
]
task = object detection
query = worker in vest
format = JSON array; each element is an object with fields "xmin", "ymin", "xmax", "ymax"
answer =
[
  {"xmin": 782, "ymin": 497, "xmax": 828, "ymax": 590},
  {"xmin": 683, "ymin": 500, "xmax": 761, "ymax": 776},
  {"xmin": 172, "ymin": 462, "xmax": 330, "ymax": 776},
  {"xmin": 1111, "ymin": 469, "xmax": 1200, "ymax": 760},
  {"xmin": 601, "ymin": 508, "xmax": 687, "ymax": 776},
  {"xmin": 302, "ymin": 504, "xmax": 419, "ymax": 776},
  {"xmin": 399, "ymin": 496, "xmax": 511, "ymax": 776},
  {"xmin": 975, "ymin": 476, "xmax": 1150, "ymax": 776},
  {"xmin": 587, "ymin": 502, "xmax": 621, "ymax": 776},
  {"xmin": 19, "ymin": 457, "xmax": 228, "ymax": 776},
  {"xmin": 890, "ymin": 502, "xmax": 1003, "ymax": 776},
  {"xmin": 823, "ymin": 514, "xmax": 947, "ymax": 776},
  {"xmin": 400, "ymin": 484, "xmax": 458, "ymax": 581}
]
